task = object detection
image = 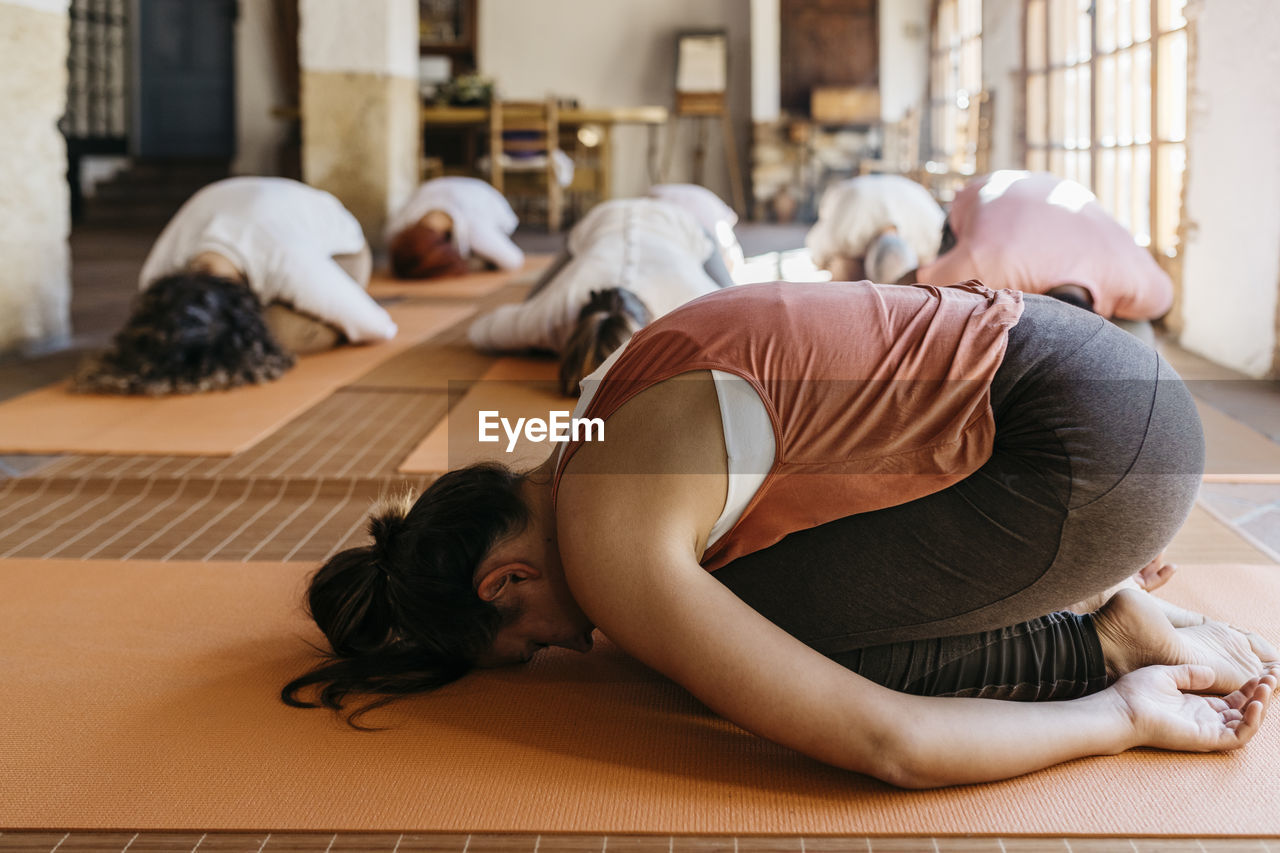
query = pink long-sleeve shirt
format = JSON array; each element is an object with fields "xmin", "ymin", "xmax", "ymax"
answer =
[{"xmin": 916, "ymin": 171, "xmax": 1173, "ymax": 321}]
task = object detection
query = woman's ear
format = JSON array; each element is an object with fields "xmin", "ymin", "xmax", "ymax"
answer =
[{"xmin": 475, "ymin": 562, "xmax": 541, "ymax": 602}]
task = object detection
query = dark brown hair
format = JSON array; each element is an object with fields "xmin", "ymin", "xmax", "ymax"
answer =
[
  {"xmin": 281, "ymin": 463, "xmax": 530, "ymax": 726},
  {"xmin": 558, "ymin": 288, "xmax": 650, "ymax": 396},
  {"xmin": 389, "ymin": 222, "xmax": 469, "ymax": 279},
  {"xmin": 71, "ymin": 272, "xmax": 294, "ymax": 396},
  {"xmin": 1046, "ymin": 284, "xmax": 1096, "ymax": 313}
]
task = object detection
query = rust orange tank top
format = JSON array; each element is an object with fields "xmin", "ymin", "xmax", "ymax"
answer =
[{"xmin": 552, "ymin": 281, "xmax": 1024, "ymax": 571}]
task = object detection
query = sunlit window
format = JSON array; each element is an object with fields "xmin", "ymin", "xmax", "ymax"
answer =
[
  {"xmin": 929, "ymin": 0, "xmax": 983, "ymax": 174},
  {"xmin": 1025, "ymin": 0, "xmax": 1188, "ymax": 256}
]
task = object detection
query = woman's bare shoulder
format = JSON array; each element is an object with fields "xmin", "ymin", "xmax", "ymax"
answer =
[{"xmin": 556, "ymin": 370, "xmax": 728, "ymax": 561}]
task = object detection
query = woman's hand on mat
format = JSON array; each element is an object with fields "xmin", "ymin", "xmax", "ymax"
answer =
[{"xmin": 1110, "ymin": 663, "xmax": 1278, "ymax": 752}]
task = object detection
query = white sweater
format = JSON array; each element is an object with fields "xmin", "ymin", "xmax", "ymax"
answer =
[
  {"xmin": 468, "ymin": 198, "xmax": 719, "ymax": 353},
  {"xmin": 647, "ymin": 183, "xmax": 744, "ymax": 274},
  {"xmin": 139, "ymin": 177, "xmax": 396, "ymax": 343},
  {"xmin": 804, "ymin": 174, "xmax": 945, "ymax": 272},
  {"xmin": 384, "ymin": 177, "xmax": 524, "ymax": 270}
]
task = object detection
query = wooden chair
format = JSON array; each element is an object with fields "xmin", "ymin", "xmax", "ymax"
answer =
[{"xmin": 487, "ymin": 98, "xmax": 567, "ymax": 231}]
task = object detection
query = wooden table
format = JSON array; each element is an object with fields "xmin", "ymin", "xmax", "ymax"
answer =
[{"xmin": 420, "ymin": 104, "xmax": 669, "ymax": 200}]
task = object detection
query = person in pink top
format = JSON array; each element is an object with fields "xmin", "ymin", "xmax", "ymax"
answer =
[
  {"xmin": 915, "ymin": 170, "xmax": 1173, "ymax": 341},
  {"xmin": 283, "ymin": 282, "xmax": 1277, "ymax": 789}
]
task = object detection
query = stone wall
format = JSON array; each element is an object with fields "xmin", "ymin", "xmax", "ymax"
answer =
[
  {"xmin": 0, "ymin": 0, "xmax": 71, "ymax": 355},
  {"xmin": 299, "ymin": 0, "xmax": 419, "ymax": 249},
  {"xmin": 300, "ymin": 71, "xmax": 420, "ymax": 241}
]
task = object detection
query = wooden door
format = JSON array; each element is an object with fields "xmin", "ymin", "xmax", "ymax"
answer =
[
  {"xmin": 136, "ymin": 0, "xmax": 237, "ymax": 158},
  {"xmin": 780, "ymin": 0, "xmax": 879, "ymax": 116}
]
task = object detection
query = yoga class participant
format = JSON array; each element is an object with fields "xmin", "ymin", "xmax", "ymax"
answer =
[
  {"xmin": 913, "ymin": 170, "xmax": 1174, "ymax": 343},
  {"xmin": 74, "ymin": 176, "xmax": 394, "ymax": 396},
  {"xmin": 805, "ymin": 174, "xmax": 946, "ymax": 284},
  {"xmin": 284, "ymin": 281, "xmax": 1277, "ymax": 788},
  {"xmin": 467, "ymin": 197, "xmax": 733, "ymax": 395},
  {"xmin": 647, "ymin": 183, "xmax": 745, "ymax": 277},
  {"xmin": 385, "ymin": 177, "xmax": 524, "ymax": 280}
]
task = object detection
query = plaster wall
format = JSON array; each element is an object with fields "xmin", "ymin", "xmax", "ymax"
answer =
[
  {"xmin": 299, "ymin": 0, "xmax": 417, "ymax": 78},
  {"xmin": 0, "ymin": 0, "xmax": 71, "ymax": 354},
  {"xmin": 981, "ymin": 0, "xmax": 1022, "ymax": 171},
  {"xmin": 750, "ymin": 0, "xmax": 780, "ymax": 122},
  {"xmin": 478, "ymin": 0, "xmax": 751, "ymax": 203},
  {"xmin": 1178, "ymin": 0, "xmax": 1280, "ymax": 377},
  {"xmin": 879, "ymin": 0, "xmax": 931, "ymax": 123},
  {"xmin": 4, "ymin": 0, "xmax": 66, "ymax": 10}
]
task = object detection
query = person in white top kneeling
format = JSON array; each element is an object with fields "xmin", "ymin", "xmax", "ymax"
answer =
[
  {"xmin": 74, "ymin": 177, "xmax": 396, "ymax": 396},
  {"xmin": 385, "ymin": 177, "xmax": 525, "ymax": 280},
  {"xmin": 646, "ymin": 183, "xmax": 745, "ymax": 277},
  {"xmin": 805, "ymin": 174, "xmax": 945, "ymax": 284},
  {"xmin": 468, "ymin": 197, "xmax": 733, "ymax": 396}
]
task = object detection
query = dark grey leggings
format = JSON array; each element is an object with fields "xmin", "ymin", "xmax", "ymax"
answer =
[{"xmin": 715, "ymin": 294, "xmax": 1205, "ymax": 700}]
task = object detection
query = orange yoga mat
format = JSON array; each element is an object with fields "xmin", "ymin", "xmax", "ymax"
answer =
[
  {"xmin": 2, "ymin": 556, "xmax": 1279, "ymax": 834},
  {"xmin": 399, "ymin": 358, "xmax": 573, "ymax": 473},
  {"xmin": 0, "ymin": 303, "xmax": 474, "ymax": 457},
  {"xmin": 367, "ymin": 254, "xmax": 552, "ymax": 301},
  {"xmin": 348, "ymin": 323, "xmax": 499, "ymax": 392},
  {"xmin": 1198, "ymin": 400, "xmax": 1280, "ymax": 483}
]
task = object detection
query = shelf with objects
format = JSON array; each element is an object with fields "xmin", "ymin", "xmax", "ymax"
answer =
[
  {"xmin": 751, "ymin": 88, "xmax": 884, "ymax": 224},
  {"xmin": 418, "ymin": 0, "xmax": 480, "ymax": 179},
  {"xmin": 750, "ymin": 0, "xmax": 884, "ymax": 221}
]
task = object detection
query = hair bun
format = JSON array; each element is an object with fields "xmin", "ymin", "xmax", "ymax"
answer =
[{"xmin": 368, "ymin": 490, "xmax": 416, "ymax": 564}]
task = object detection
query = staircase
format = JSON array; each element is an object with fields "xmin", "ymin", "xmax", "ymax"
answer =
[{"xmin": 80, "ymin": 159, "xmax": 230, "ymax": 227}]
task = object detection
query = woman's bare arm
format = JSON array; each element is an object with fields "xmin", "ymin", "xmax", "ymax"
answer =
[{"xmin": 557, "ymin": 474, "xmax": 1275, "ymax": 788}]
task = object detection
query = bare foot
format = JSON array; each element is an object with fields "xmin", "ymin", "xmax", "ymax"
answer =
[
  {"xmin": 1069, "ymin": 576, "xmax": 1204, "ymax": 628},
  {"xmin": 1092, "ymin": 588, "xmax": 1270, "ymax": 693}
]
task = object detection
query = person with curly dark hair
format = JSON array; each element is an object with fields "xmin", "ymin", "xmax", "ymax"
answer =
[
  {"xmin": 73, "ymin": 272, "xmax": 295, "ymax": 396},
  {"xmin": 73, "ymin": 177, "xmax": 395, "ymax": 395},
  {"xmin": 284, "ymin": 280, "xmax": 1277, "ymax": 787}
]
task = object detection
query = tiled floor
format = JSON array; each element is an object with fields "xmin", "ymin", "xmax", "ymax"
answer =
[
  {"xmin": 1199, "ymin": 482, "xmax": 1280, "ymax": 559},
  {"xmin": 0, "ymin": 474, "xmax": 425, "ymax": 561},
  {"xmin": 2, "ymin": 221, "xmax": 1279, "ymax": 849}
]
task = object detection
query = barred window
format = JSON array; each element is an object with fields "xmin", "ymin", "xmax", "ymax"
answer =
[
  {"xmin": 1025, "ymin": 0, "xmax": 1188, "ymax": 256},
  {"xmin": 929, "ymin": 0, "xmax": 983, "ymax": 173}
]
